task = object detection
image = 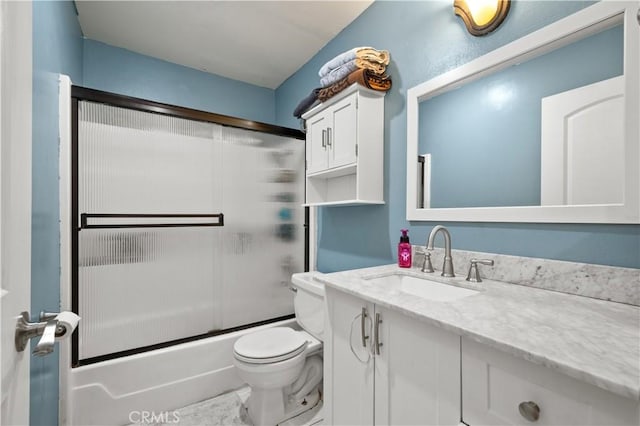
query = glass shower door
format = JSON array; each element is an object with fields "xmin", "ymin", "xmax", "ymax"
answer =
[{"xmin": 76, "ymin": 100, "xmax": 304, "ymax": 362}]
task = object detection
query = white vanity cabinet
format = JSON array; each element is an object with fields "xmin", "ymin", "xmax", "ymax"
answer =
[
  {"xmin": 302, "ymin": 84, "xmax": 384, "ymax": 206},
  {"xmin": 324, "ymin": 287, "xmax": 461, "ymax": 425},
  {"xmin": 461, "ymin": 338, "xmax": 640, "ymax": 426}
]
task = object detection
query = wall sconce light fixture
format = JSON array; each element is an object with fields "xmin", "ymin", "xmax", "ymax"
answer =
[{"xmin": 454, "ymin": 0, "xmax": 510, "ymax": 36}]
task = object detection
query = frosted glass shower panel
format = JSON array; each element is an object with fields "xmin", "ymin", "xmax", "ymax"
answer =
[
  {"xmin": 219, "ymin": 128, "xmax": 305, "ymax": 329},
  {"xmin": 76, "ymin": 100, "xmax": 305, "ymax": 360},
  {"xmin": 78, "ymin": 228, "xmax": 222, "ymax": 359},
  {"xmin": 78, "ymin": 101, "xmax": 223, "ymax": 214},
  {"xmin": 78, "ymin": 102, "xmax": 224, "ymax": 359}
]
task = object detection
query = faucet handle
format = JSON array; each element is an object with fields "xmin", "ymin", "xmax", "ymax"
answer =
[
  {"xmin": 466, "ymin": 259, "xmax": 494, "ymax": 282},
  {"xmin": 414, "ymin": 248, "xmax": 435, "ymax": 272},
  {"xmin": 421, "ymin": 251, "xmax": 434, "ymax": 273}
]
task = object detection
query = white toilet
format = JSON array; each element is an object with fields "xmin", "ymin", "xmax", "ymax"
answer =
[{"xmin": 233, "ymin": 272, "xmax": 325, "ymax": 426}]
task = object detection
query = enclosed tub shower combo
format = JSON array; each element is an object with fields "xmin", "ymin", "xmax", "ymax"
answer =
[{"xmin": 59, "ymin": 80, "xmax": 309, "ymax": 425}]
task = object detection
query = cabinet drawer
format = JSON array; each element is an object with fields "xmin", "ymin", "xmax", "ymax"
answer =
[{"xmin": 461, "ymin": 338, "xmax": 639, "ymax": 426}]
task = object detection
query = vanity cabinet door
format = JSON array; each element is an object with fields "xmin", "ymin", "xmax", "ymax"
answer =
[
  {"xmin": 324, "ymin": 287, "xmax": 375, "ymax": 426},
  {"xmin": 374, "ymin": 306, "xmax": 461, "ymax": 426},
  {"xmin": 461, "ymin": 337, "xmax": 639, "ymax": 426}
]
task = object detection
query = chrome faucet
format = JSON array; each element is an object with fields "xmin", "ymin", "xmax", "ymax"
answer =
[{"xmin": 426, "ymin": 225, "xmax": 455, "ymax": 277}]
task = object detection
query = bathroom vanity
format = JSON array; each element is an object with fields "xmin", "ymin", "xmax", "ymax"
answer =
[{"xmin": 318, "ymin": 263, "xmax": 640, "ymax": 426}]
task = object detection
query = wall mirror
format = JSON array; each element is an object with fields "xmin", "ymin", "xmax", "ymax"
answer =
[{"xmin": 406, "ymin": 2, "xmax": 639, "ymax": 223}]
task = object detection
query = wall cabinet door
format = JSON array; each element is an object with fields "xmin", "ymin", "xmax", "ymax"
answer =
[
  {"xmin": 325, "ymin": 287, "xmax": 461, "ymax": 425},
  {"xmin": 328, "ymin": 94, "xmax": 358, "ymax": 169},
  {"xmin": 324, "ymin": 287, "xmax": 374, "ymax": 425},
  {"xmin": 374, "ymin": 306, "xmax": 461, "ymax": 426},
  {"xmin": 306, "ymin": 111, "xmax": 329, "ymax": 174}
]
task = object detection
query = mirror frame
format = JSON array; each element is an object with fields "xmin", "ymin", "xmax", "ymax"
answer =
[{"xmin": 406, "ymin": 2, "xmax": 639, "ymax": 223}]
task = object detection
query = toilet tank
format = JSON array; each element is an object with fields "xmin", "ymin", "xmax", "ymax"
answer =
[{"xmin": 291, "ymin": 272, "xmax": 325, "ymax": 341}]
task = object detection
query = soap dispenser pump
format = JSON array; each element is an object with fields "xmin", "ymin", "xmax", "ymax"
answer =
[{"xmin": 398, "ymin": 229, "xmax": 412, "ymax": 268}]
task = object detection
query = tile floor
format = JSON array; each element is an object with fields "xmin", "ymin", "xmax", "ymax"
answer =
[{"xmin": 146, "ymin": 386, "xmax": 322, "ymax": 426}]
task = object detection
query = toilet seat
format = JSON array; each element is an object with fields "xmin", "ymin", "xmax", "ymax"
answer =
[{"xmin": 234, "ymin": 327, "xmax": 308, "ymax": 364}]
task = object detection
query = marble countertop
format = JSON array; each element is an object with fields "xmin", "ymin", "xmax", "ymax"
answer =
[{"xmin": 314, "ymin": 264, "xmax": 640, "ymax": 401}]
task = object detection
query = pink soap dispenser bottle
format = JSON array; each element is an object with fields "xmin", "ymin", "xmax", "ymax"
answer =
[{"xmin": 398, "ymin": 229, "xmax": 412, "ymax": 268}]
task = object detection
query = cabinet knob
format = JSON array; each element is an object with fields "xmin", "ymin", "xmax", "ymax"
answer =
[{"xmin": 518, "ymin": 401, "xmax": 540, "ymax": 422}]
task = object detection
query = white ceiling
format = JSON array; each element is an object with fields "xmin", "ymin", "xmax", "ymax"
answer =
[{"xmin": 75, "ymin": 1, "xmax": 374, "ymax": 89}]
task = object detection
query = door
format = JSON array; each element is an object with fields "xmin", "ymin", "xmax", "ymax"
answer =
[
  {"xmin": 374, "ymin": 306, "xmax": 460, "ymax": 425},
  {"xmin": 0, "ymin": 1, "xmax": 33, "ymax": 425},
  {"xmin": 541, "ymin": 76, "xmax": 624, "ymax": 206},
  {"xmin": 324, "ymin": 287, "xmax": 374, "ymax": 425},
  {"xmin": 329, "ymin": 94, "xmax": 357, "ymax": 169},
  {"xmin": 306, "ymin": 111, "xmax": 329, "ymax": 174}
]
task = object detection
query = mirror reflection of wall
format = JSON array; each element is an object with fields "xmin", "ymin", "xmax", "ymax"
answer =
[{"xmin": 417, "ymin": 23, "xmax": 623, "ymax": 209}]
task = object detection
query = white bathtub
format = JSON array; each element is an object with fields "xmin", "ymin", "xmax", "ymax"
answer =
[{"xmin": 61, "ymin": 318, "xmax": 296, "ymax": 426}]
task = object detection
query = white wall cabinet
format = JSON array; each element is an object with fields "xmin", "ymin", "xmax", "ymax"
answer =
[
  {"xmin": 324, "ymin": 287, "xmax": 461, "ymax": 425},
  {"xmin": 461, "ymin": 338, "xmax": 640, "ymax": 426},
  {"xmin": 302, "ymin": 84, "xmax": 384, "ymax": 206}
]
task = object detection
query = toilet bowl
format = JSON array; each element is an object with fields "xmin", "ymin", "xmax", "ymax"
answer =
[{"xmin": 232, "ymin": 272, "xmax": 325, "ymax": 426}]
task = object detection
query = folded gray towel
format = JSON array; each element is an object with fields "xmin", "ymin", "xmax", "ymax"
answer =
[{"xmin": 293, "ymin": 88, "xmax": 321, "ymax": 118}]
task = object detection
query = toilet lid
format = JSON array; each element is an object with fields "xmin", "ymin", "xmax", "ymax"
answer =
[{"xmin": 234, "ymin": 327, "xmax": 308, "ymax": 364}]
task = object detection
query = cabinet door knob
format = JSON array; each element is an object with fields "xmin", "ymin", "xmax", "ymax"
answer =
[
  {"xmin": 321, "ymin": 129, "xmax": 327, "ymax": 149},
  {"xmin": 326, "ymin": 127, "xmax": 332, "ymax": 147},
  {"xmin": 518, "ymin": 401, "xmax": 540, "ymax": 422}
]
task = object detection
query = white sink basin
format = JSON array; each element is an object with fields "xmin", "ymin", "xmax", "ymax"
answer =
[{"xmin": 366, "ymin": 273, "xmax": 478, "ymax": 302}]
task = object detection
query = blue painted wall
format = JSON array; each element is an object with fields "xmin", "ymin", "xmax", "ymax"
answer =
[
  {"xmin": 275, "ymin": 0, "xmax": 640, "ymax": 271},
  {"xmin": 82, "ymin": 39, "xmax": 276, "ymax": 124},
  {"xmin": 32, "ymin": 1, "xmax": 83, "ymax": 425}
]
